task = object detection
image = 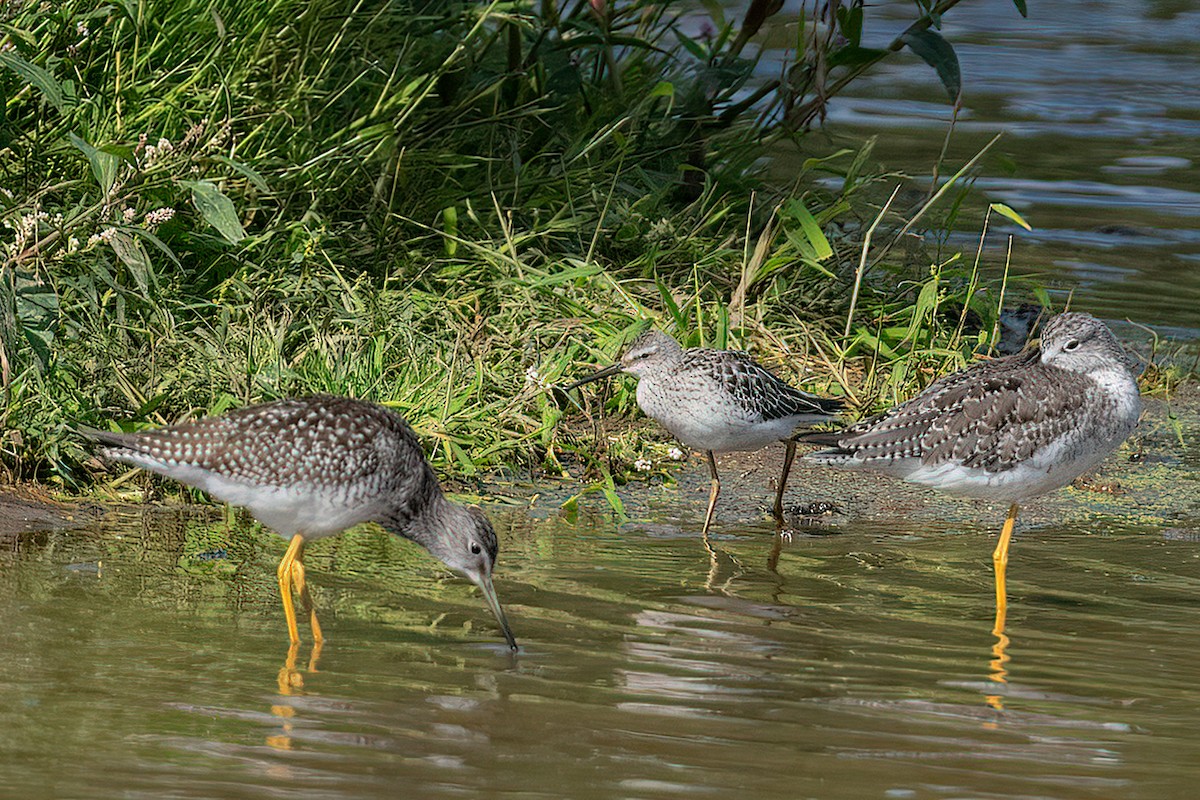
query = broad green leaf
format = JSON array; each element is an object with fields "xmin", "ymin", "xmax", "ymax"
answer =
[
  {"xmin": 648, "ymin": 81, "xmax": 674, "ymax": 98},
  {"xmin": 108, "ymin": 230, "xmax": 157, "ymax": 295},
  {"xmin": 827, "ymin": 45, "xmax": 888, "ymax": 69},
  {"xmin": 0, "ymin": 51, "xmax": 65, "ymax": 112},
  {"xmin": 69, "ymin": 133, "xmax": 121, "ymax": 195},
  {"xmin": 674, "ymin": 30, "xmax": 709, "ymax": 61},
  {"xmin": 182, "ymin": 180, "xmax": 246, "ymax": 244},
  {"xmin": 835, "ymin": 4, "xmax": 863, "ymax": 46},
  {"xmin": 901, "ymin": 29, "xmax": 961, "ymax": 102},
  {"xmin": 113, "ymin": 0, "xmax": 140, "ymax": 25},
  {"xmin": 989, "ymin": 202, "xmax": 1032, "ymax": 231},
  {"xmin": 798, "ymin": 256, "xmax": 837, "ymax": 279},
  {"xmin": 905, "ymin": 277, "xmax": 940, "ymax": 342},
  {"xmin": 782, "ymin": 199, "xmax": 833, "ymax": 260},
  {"xmin": 13, "ymin": 268, "xmax": 58, "ymax": 371},
  {"xmin": 213, "ymin": 155, "xmax": 270, "ymax": 193},
  {"xmin": 655, "ymin": 276, "xmax": 684, "ymax": 327}
]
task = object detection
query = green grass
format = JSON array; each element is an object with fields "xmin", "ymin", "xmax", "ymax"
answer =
[{"xmin": 0, "ymin": 0, "xmax": 1180, "ymax": 496}]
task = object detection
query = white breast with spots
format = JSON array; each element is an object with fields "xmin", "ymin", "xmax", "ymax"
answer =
[{"xmin": 636, "ymin": 373, "xmax": 791, "ymax": 453}]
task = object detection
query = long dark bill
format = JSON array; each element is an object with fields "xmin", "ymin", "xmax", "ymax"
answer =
[
  {"xmin": 562, "ymin": 363, "xmax": 622, "ymax": 391},
  {"xmin": 473, "ymin": 572, "xmax": 519, "ymax": 651}
]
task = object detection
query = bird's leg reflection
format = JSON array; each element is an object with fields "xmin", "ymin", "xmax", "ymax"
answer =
[
  {"xmin": 266, "ymin": 703, "xmax": 296, "ymax": 751},
  {"xmin": 277, "ymin": 640, "xmax": 323, "ymax": 696},
  {"xmin": 985, "ymin": 503, "xmax": 1019, "ymax": 710},
  {"xmin": 701, "ymin": 531, "xmax": 746, "ymax": 594},
  {"xmin": 986, "ymin": 600, "xmax": 1010, "ymax": 710},
  {"xmin": 702, "ymin": 529, "xmax": 720, "ymax": 591},
  {"xmin": 767, "ymin": 527, "xmax": 784, "ymax": 574}
]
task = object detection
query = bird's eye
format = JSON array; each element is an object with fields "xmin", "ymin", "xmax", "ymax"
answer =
[
  {"xmin": 1063, "ymin": 339, "xmax": 1081, "ymax": 352},
  {"xmin": 469, "ymin": 542, "xmax": 482, "ymax": 555}
]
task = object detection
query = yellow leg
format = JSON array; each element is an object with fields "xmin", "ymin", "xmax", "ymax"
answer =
[
  {"xmin": 700, "ymin": 451, "xmax": 721, "ymax": 539},
  {"xmin": 992, "ymin": 503, "xmax": 1019, "ymax": 617},
  {"xmin": 291, "ymin": 557, "xmax": 324, "ymax": 643},
  {"xmin": 773, "ymin": 440, "xmax": 797, "ymax": 523},
  {"xmin": 277, "ymin": 534, "xmax": 305, "ymax": 646},
  {"xmin": 985, "ymin": 503, "xmax": 1019, "ymax": 710}
]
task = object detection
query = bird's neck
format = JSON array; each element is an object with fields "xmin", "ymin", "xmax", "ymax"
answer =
[{"xmin": 380, "ymin": 465, "xmax": 448, "ymax": 550}]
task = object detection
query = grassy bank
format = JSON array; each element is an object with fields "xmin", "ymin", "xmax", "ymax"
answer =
[{"xmin": 0, "ymin": 0, "xmax": 1186, "ymax": 494}]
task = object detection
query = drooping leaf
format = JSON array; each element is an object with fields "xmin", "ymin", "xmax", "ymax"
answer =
[
  {"xmin": 901, "ymin": 29, "xmax": 961, "ymax": 102},
  {"xmin": 108, "ymin": 230, "xmax": 157, "ymax": 295},
  {"xmin": 1011, "ymin": 0, "xmax": 1028, "ymax": 17},
  {"xmin": 0, "ymin": 50, "xmax": 65, "ymax": 112},
  {"xmin": 131, "ymin": 227, "xmax": 181, "ymax": 266},
  {"xmin": 989, "ymin": 202, "xmax": 1032, "ymax": 231},
  {"xmin": 182, "ymin": 180, "xmax": 247, "ymax": 244},
  {"xmin": 213, "ymin": 155, "xmax": 270, "ymax": 193}
]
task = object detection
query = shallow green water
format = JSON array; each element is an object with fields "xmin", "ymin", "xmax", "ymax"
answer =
[{"xmin": 3, "ymin": 499, "xmax": 1200, "ymax": 799}]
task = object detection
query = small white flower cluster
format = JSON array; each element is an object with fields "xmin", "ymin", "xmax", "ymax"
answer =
[
  {"xmin": 524, "ymin": 365, "xmax": 550, "ymax": 390},
  {"xmin": 86, "ymin": 227, "xmax": 117, "ymax": 247},
  {"xmin": 122, "ymin": 207, "xmax": 136, "ymax": 222},
  {"xmin": 3, "ymin": 207, "xmax": 49, "ymax": 257},
  {"xmin": 144, "ymin": 207, "xmax": 175, "ymax": 227},
  {"xmin": 633, "ymin": 458, "xmax": 652, "ymax": 472},
  {"xmin": 67, "ymin": 20, "xmax": 91, "ymax": 58},
  {"xmin": 142, "ymin": 137, "xmax": 174, "ymax": 167},
  {"xmin": 667, "ymin": 447, "xmax": 684, "ymax": 461}
]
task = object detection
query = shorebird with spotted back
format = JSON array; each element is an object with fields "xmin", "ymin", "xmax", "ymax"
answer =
[
  {"xmin": 86, "ymin": 395, "xmax": 518, "ymax": 650},
  {"xmin": 803, "ymin": 312, "xmax": 1142, "ymax": 624},
  {"xmin": 566, "ymin": 330, "xmax": 843, "ymax": 535}
]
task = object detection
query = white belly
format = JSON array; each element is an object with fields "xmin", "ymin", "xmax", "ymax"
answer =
[
  {"xmin": 636, "ymin": 379, "xmax": 794, "ymax": 453},
  {"xmin": 170, "ymin": 464, "xmax": 376, "ymax": 540}
]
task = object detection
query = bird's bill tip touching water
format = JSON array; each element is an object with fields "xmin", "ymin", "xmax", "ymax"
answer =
[
  {"xmin": 562, "ymin": 362, "xmax": 622, "ymax": 391},
  {"xmin": 471, "ymin": 572, "xmax": 519, "ymax": 651}
]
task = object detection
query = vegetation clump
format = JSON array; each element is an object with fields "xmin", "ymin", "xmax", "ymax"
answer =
[{"xmin": 2, "ymin": 0, "xmax": 1167, "ymax": 494}]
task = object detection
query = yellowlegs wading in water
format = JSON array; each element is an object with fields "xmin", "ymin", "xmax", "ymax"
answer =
[
  {"xmin": 803, "ymin": 312, "xmax": 1142, "ymax": 622},
  {"xmin": 565, "ymin": 330, "xmax": 843, "ymax": 535},
  {"xmin": 87, "ymin": 395, "xmax": 518, "ymax": 650}
]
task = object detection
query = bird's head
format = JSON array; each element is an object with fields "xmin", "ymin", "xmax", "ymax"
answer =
[
  {"xmin": 1039, "ymin": 312, "xmax": 1133, "ymax": 375},
  {"xmin": 617, "ymin": 329, "xmax": 684, "ymax": 378},
  {"xmin": 423, "ymin": 503, "xmax": 517, "ymax": 650}
]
